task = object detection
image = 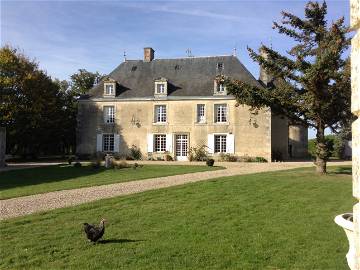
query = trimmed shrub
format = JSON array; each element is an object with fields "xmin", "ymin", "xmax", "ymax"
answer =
[
  {"xmin": 165, "ymin": 154, "xmax": 173, "ymax": 161},
  {"xmin": 255, "ymin": 157, "xmax": 267, "ymax": 163},
  {"xmin": 188, "ymin": 145, "xmax": 208, "ymax": 161},
  {"xmin": 219, "ymin": 153, "xmax": 238, "ymax": 162}
]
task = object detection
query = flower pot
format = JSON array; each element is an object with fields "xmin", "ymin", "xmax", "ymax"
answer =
[{"xmin": 334, "ymin": 213, "xmax": 355, "ymax": 270}]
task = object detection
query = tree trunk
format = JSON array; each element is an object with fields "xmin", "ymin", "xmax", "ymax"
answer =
[{"xmin": 315, "ymin": 123, "xmax": 327, "ymax": 174}]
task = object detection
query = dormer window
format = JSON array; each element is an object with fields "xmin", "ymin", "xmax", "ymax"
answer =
[
  {"xmin": 154, "ymin": 78, "xmax": 168, "ymax": 96},
  {"xmin": 156, "ymin": 83, "xmax": 166, "ymax": 94},
  {"xmin": 105, "ymin": 84, "xmax": 114, "ymax": 95},
  {"xmin": 217, "ymin": 62, "xmax": 224, "ymax": 71},
  {"xmin": 103, "ymin": 79, "xmax": 116, "ymax": 97},
  {"xmin": 214, "ymin": 79, "xmax": 227, "ymax": 95}
]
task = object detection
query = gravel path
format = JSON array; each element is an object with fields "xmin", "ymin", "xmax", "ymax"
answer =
[{"xmin": 0, "ymin": 161, "xmax": 351, "ymax": 220}]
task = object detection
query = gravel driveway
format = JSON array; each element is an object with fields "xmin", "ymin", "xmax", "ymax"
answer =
[{"xmin": 0, "ymin": 161, "xmax": 351, "ymax": 220}]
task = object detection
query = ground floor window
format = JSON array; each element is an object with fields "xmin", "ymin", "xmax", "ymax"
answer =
[
  {"xmin": 154, "ymin": 134, "xmax": 166, "ymax": 152},
  {"xmin": 214, "ymin": 135, "xmax": 227, "ymax": 153},
  {"xmin": 103, "ymin": 134, "xmax": 114, "ymax": 152}
]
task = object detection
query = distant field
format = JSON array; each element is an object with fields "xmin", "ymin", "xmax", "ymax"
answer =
[
  {"xmin": 0, "ymin": 166, "xmax": 352, "ymax": 269},
  {"xmin": 0, "ymin": 164, "xmax": 222, "ymax": 199}
]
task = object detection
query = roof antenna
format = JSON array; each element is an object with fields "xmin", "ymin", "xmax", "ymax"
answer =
[
  {"xmin": 186, "ymin": 48, "xmax": 193, "ymax": 57},
  {"xmin": 233, "ymin": 45, "xmax": 237, "ymax": 57},
  {"xmin": 123, "ymin": 50, "xmax": 127, "ymax": 62}
]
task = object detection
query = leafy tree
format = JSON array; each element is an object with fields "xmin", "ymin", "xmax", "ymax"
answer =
[
  {"xmin": 70, "ymin": 69, "xmax": 103, "ymax": 96},
  {"xmin": 225, "ymin": 1, "xmax": 351, "ymax": 173},
  {"xmin": 0, "ymin": 45, "xmax": 70, "ymax": 157}
]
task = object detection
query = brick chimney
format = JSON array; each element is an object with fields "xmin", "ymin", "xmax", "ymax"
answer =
[{"xmin": 144, "ymin": 47, "xmax": 155, "ymax": 61}]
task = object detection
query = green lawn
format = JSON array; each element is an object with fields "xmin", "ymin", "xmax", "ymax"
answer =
[
  {"xmin": 0, "ymin": 166, "xmax": 353, "ymax": 269},
  {"xmin": 0, "ymin": 164, "xmax": 221, "ymax": 199}
]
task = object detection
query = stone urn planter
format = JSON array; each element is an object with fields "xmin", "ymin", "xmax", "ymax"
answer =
[{"xmin": 334, "ymin": 213, "xmax": 355, "ymax": 270}]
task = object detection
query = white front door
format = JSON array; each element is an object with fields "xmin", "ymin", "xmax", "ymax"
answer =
[{"xmin": 175, "ymin": 134, "xmax": 188, "ymax": 161}]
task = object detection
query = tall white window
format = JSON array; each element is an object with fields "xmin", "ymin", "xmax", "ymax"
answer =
[
  {"xmin": 104, "ymin": 106, "xmax": 115, "ymax": 123},
  {"xmin": 214, "ymin": 135, "xmax": 227, "ymax": 153},
  {"xmin": 215, "ymin": 104, "xmax": 227, "ymax": 123},
  {"xmin": 105, "ymin": 84, "xmax": 114, "ymax": 95},
  {"xmin": 103, "ymin": 134, "xmax": 114, "ymax": 152},
  {"xmin": 197, "ymin": 104, "xmax": 205, "ymax": 123},
  {"xmin": 156, "ymin": 83, "xmax": 165, "ymax": 94},
  {"xmin": 154, "ymin": 134, "xmax": 166, "ymax": 152},
  {"xmin": 155, "ymin": 105, "xmax": 167, "ymax": 123}
]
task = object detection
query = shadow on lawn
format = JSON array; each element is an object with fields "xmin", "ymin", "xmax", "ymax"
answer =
[
  {"xmin": 0, "ymin": 164, "xmax": 108, "ymax": 190},
  {"xmin": 98, "ymin": 239, "xmax": 145, "ymax": 244},
  {"xmin": 330, "ymin": 166, "xmax": 352, "ymax": 175}
]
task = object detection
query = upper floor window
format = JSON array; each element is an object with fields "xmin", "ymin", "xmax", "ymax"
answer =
[
  {"xmin": 103, "ymin": 134, "xmax": 114, "ymax": 152},
  {"xmin": 104, "ymin": 106, "xmax": 115, "ymax": 124},
  {"xmin": 197, "ymin": 104, "xmax": 205, "ymax": 123},
  {"xmin": 154, "ymin": 78, "xmax": 168, "ymax": 96},
  {"xmin": 215, "ymin": 104, "xmax": 227, "ymax": 123},
  {"xmin": 155, "ymin": 105, "xmax": 167, "ymax": 123}
]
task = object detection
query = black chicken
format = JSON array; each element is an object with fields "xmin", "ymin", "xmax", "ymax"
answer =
[{"xmin": 83, "ymin": 218, "xmax": 107, "ymax": 243}]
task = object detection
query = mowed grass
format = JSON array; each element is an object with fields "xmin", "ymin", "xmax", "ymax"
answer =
[
  {"xmin": 0, "ymin": 166, "xmax": 353, "ymax": 269},
  {"xmin": 0, "ymin": 164, "xmax": 222, "ymax": 199}
]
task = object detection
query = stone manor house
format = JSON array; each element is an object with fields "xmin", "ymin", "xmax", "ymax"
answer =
[{"xmin": 76, "ymin": 48, "xmax": 307, "ymax": 161}]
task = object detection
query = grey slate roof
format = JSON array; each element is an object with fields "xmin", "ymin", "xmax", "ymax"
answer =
[{"xmin": 86, "ymin": 55, "xmax": 262, "ymax": 99}]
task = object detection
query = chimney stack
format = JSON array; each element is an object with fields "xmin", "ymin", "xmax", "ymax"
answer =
[
  {"xmin": 144, "ymin": 47, "xmax": 155, "ymax": 61},
  {"xmin": 259, "ymin": 47, "xmax": 273, "ymax": 86}
]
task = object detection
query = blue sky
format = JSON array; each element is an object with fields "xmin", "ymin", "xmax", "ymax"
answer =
[{"xmin": 1, "ymin": 0, "xmax": 350, "ymax": 138}]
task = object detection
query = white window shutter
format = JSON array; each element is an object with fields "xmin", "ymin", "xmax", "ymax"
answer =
[
  {"xmin": 147, "ymin": 133, "xmax": 153, "ymax": 152},
  {"xmin": 226, "ymin": 134, "xmax": 235, "ymax": 153},
  {"xmin": 114, "ymin": 134, "xmax": 120, "ymax": 152},
  {"xmin": 96, "ymin": 134, "xmax": 103, "ymax": 152},
  {"xmin": 207, "ymin": 134, "xmax": 214, "ymax": 154},
  {"xmin": 166, "ymin": 134, "xmax": 173, "ymax": 152}
]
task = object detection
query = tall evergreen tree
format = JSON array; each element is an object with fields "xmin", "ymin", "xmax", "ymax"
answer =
[{"xmin": 225, "ymin": 1, "xmax": 351, "ymax": 173}]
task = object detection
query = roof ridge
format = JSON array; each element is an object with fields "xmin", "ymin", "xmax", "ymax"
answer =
[{"xmin": 124, "ymin": 55, "xmax": 235, "ymax": 62}]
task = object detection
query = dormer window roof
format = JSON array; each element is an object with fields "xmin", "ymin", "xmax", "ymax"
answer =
[{"xmin": 154, "ymin": 77, "xmax": 168, "ymax": 96}]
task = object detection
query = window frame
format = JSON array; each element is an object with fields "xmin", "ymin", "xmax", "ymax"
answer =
[
  {"xmin": 197, "ymin": 104, "xmax": 206, "ymax": 123},
  {"xmin": 104, "ymin": 82, "xmax": 116, "ymax": 96},
  {"xmin": 214, "ymin": 134, "xmax": 227, "ymax": 153},
  {"xmin": 154, "ymin": 134, "xmax": 167, "ymax": 152},
  {"xmin": 154, "ymin": 79, "xmax": 168, "ymax": 96},
  {"xmin": 156, "ymin": 83, "xmax": 166, "ymax": 94},
  {"xmin": 214, "ymin": 104, "xmax": 228, "ymax": 123},
  {"xmin": 154, "ymin": 105, "xmax": 167, "ymax": 123},
  {"xmin": 103, "ymin": 106, "xmax": 115, "ymax": 124},
  {"xmin": 103, "ymin": 133, "xmax": 115, "ymax": 152}
]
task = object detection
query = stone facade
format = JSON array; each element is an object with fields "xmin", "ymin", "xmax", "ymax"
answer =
[
  {"xmin": 77, "ymin": 98, "xmax": 275, "ymax": 161},
  {"xmin": 0, "ymin": 127, "xmax": 5, "ymax": 167},
  {"xmin": 351, "ymin": 0, "xmax": 360, "ymax": 268}
]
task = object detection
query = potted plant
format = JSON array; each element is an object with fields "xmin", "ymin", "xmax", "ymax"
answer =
[{"xmin": 334, "ymin": 213, "xmax": 355, "ymax": 270}]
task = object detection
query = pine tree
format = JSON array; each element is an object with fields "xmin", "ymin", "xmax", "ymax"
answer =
[{"xmin": 225, "ymin": 1, "xmax": 351, "ymax": 173}]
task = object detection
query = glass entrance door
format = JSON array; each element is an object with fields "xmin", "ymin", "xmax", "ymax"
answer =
[{"xmin": 175, "ymin": 134, "xmax": 188, "ymax": 161}]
